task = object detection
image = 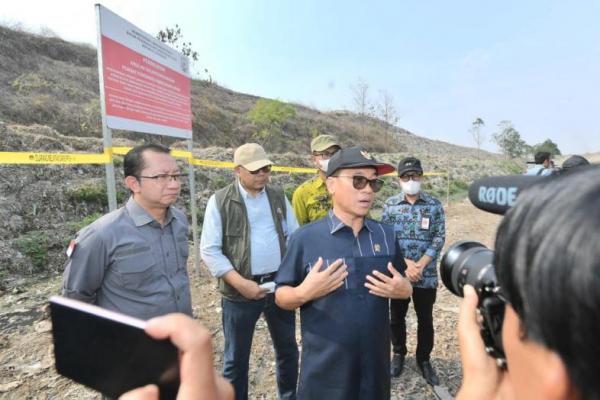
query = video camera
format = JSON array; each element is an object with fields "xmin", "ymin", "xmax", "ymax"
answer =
[{"xmin": 440, "ymin": 174, "xmax": 546, "ymax": 368}]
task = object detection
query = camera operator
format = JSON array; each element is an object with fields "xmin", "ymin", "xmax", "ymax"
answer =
[{"xmin": 456, "ymin": 166, "xmax": 600, "ymax": 400}]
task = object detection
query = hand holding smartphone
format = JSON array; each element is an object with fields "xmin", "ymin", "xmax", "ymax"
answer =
[
  {"xmin": 49, "ymin": 296, "xmax": 179, "ymax": 399},
  {"xmin": 259, "ymin": 281, "xmax": 276, "ymax": 293}
]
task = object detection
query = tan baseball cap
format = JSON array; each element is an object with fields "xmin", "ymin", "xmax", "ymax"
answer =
[
  {"xmin": 311, "ymin": 135, "xmax": 340, "ymax": 153},
  {"xmin": 234, "ymin": 143, "xmax": 273, "ymax": 171}
]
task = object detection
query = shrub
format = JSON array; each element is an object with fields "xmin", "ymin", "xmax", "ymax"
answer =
[
  {"xmin": 67, "ymin": 183, "xmax": 107, "ymax": 204},
  {"xmin": 67, "ymin": 184, "xmax": 126, "ymax": 205},
  {"xmin": 209, "ymin": 176, "xmax": 229, "ymax": 191},
  {"xmin": 498, "ymin": 159, "xmax": 523, "ymax": 175},
  {"xmin": 16, "ymin": 232, "xmax": 49, "ymax": 272},
  {"xmin": 68, "ymin": 212, "xmax": 103, "ymax": 233},
  {"xmin": 11, "ymin": 73, "xmax": 52, "ymax": 93},
  {"xmin": 283, "ymin": 183, "xmax": 295, "ymax": 201}
]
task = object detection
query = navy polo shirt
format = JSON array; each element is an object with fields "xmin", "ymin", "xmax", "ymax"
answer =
[{"xmin": 276, "ymin": 211, "xmax": 407, "ymax": 400}]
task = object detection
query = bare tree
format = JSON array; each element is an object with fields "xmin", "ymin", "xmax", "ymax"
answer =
[
  {"xmin": 377, "ymin": 90, "xmax": 399, "ymax": 149},
  {"xmin": 156, "ymin": 24, "xmax": 212, "ymax": 83},
  {"xmin": 470, "ymin": 117, "xmax": 485, "ymax": 160},
  {"xmin": 350, "ymin": 78, "xmax": 371, "ymax": 140}
]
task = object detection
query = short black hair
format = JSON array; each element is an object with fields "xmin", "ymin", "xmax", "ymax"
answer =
[
  {"xmin": 561, "ymin": 155, "xmax": 590, "ymax": 172},
  {"xmin": 494, "ymin": 165, "xmax": 600, "ymax": 399},
  {"xmin": 123, "ymin": 143, "xmax": 171, "ymax": 178},
  {"xmin": 534, "ymin": 151, "xmax": 551, "ymax": 164}
]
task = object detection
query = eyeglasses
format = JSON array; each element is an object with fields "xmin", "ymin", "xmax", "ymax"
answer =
[
  {"xmin": 399, "ymin": 173, "xmax": 422, "ymax": 182},
  {"xmin": 313, "ymin": 149, "xmax": 339, "ymax": 159},
  {"xmin": 248, "ymin": 165, "xmax": 272, "ymax": 174},
  {"xmin": 335, "ymin": 175, "xmax": 384, "ymax": 192},
  {"xmin": 139, "ymin": 173, "xmax": 187, "ymax": 184}
]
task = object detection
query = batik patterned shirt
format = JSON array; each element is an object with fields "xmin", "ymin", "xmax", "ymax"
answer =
[{"xmin": 381, "ymin": 191, "xmax": 445, "ymax": 289}]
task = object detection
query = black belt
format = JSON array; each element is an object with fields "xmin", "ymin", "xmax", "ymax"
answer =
[{"xmin": 252, "ymin": 272, "xmax": 276, "ymax": 284}]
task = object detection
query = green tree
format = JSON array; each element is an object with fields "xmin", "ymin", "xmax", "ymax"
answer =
[
  {"xmin": 469, "ymin": 117, "xmax": 485, "ymax": 160},
  {"xmin": 247, "ymin": 99, "xmax": 296, "ymax": 145},
  {"xmin": 492, "ymin": 120, "xmax": 529, "ymax": 158},
  {"xmin": 532, "ymin": 139, "xmax": 561, "ymax": 156}
]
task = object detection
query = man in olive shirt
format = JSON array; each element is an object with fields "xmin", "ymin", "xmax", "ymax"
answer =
[
  {"xmin": 62, "ymin": 144, "xmax": 192, "ymax": 320},
  {"xmin": 292, "ymin": 135, "xmax": 341, "ymax": 225}
]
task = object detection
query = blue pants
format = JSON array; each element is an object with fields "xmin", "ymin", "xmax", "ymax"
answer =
[{"xmin": 222, "ymin": 294, "xmax": 298, "ymax": 400}]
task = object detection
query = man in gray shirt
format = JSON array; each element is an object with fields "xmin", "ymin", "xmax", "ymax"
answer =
[{"xmin": 62, "ymin": 144, "xmax": 192, "ymax": 320}]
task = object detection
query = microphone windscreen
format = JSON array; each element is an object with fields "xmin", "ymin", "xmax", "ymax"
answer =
[{"xmin": 468, "ymin": 175, "xmax": 546, "ymax": 215}]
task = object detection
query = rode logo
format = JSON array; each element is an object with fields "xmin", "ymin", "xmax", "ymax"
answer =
[{"xmin": 478, "ymin": 186, "xmax": 517, "ymax": 207}]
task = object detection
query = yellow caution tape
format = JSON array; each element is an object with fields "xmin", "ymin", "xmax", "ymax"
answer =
[
  {"xmin": 424, "ymin": 172, "xmax": 448, "ymax": 176},
  {"xmin": 111, "ymin": 147, "xmax": 131, "ymax": 156},
  {"xmin": 272, "ymin": 166, "xmax": 318, "ymax": 174},
  {"xmin": 0, "ymin": 150, "xmax": 448, "ymax": 177},
  {"xmin": 381, "ymin": 171, "xmax": 447, "ymax": 177},
  {"xmin": 191, "ymin": 159, "xmax": 235, "ymax": 168},
  {"xmin": 113, "ymin": 147, "xmax": 193, "ymax": 159},
  {"xmin": 0, "ymin": 151, "xmax": 110, "ymax": 164},
  {"xmin": 171, "ymin": 149, "xmax": 193, "ymax": 159}
]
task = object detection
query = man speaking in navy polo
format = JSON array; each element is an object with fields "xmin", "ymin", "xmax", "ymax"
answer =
[{"xmin": 275, "ymin": 146, "xmax": 413, "ymax": 400}]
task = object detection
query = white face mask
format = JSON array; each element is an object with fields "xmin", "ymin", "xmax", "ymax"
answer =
[
  {"xmin": 400, "ymin": 179, "xmax": 421, "ymax": 195},
  {"xmin": 318, "ymin": 159, "xmax": 329, "ymax": 172}
]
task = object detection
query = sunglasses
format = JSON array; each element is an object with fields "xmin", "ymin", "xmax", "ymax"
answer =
[
  {"xmin": 248, "ymin": 165, "xmax": 272, "ymax": 174},
  {"xmin": 336, "ymin": 175, "xmax": 384, "ymax": 192}
]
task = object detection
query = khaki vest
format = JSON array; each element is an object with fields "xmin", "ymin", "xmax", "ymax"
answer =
[{"xmin": 215, "ymin": 182, "xmax": 287, "ymax": 302}]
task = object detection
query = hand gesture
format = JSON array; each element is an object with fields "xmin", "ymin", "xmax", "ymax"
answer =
[
  {"xmin": 364, "ymin": 262, "xmax": 412, "ymax": 299},
  {"xmin": 404, "ymin": 259, "xmax": 422, "ymax": 282},
  {"xmin": 298, "ymin": 257, "xmax": 347, "ymax": 302},
  {"xmin": 238, "ymin": 279, "xmax": 270, "ymax": 300}
]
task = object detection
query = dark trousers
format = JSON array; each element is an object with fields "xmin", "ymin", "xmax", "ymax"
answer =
[
  {"xmin": 390, "ymin": 287, "xmax": 437, "ymax": 363},
  {"xmin": 222, "ymin": 294, "xmax": 298, "ymax": 400}
]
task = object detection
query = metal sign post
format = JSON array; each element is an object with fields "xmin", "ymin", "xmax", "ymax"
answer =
[
  {"xmin": 95, "ymin": 4, "xmax": 198, "ymax": 269},
  {"xmin": 187, "ymin": 140, "xmax": 200, "ymax": 275},
  {"xmin": 96, "ymin": 4, "xmax": 117, "ymax": 211}
]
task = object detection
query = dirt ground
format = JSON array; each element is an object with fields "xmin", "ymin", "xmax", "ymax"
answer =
[{"xmin": 0, "ymin": 201, "xmax": 502, "ymax": 399}]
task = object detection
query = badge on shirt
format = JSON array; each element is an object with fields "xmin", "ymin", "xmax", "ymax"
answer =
[
  {"xmin": 373, "ymin": 243, "xmax": 381, "ymax": 253},
  {"xmin": 421, "ymin": 217, "xmax": 430, "ymax": 230},
  {"xmin": 66, "ymin": 239, "xmax": 77, "ymax": 258}
]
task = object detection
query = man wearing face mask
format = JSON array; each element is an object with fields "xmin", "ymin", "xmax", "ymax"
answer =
[
  {"xmin": 381, "ymin": 157, "xmax": 446, "ymax": 386},
  {"xmin": 292, "ymin": 135, "xmax": 341, "ymax": 225}
]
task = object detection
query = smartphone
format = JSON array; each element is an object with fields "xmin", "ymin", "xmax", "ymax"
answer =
[
  {"xmin": 259, "ymin": 281, "xmax": 276, "ymax": 293},
  {"xmin": 49, "ymin": 296, "xmax": 179, "ymax": 399}
]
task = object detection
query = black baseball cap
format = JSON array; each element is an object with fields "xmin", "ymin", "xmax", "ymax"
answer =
[
  {"xmin": 397, "ymin": 157, "xmax": 423, "ymax": 176},
  {"xmin": 326, "ymin": 146, "xmax": 395, "ymax": 177}
]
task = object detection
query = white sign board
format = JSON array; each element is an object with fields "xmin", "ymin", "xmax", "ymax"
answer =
[{"xmin": 97, "ymin": 5, "xmax": 193, "ymax": 139}]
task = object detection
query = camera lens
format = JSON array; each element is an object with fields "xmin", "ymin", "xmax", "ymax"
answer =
[{"xmin": 441, "ymin": 241, "xmax": 496, "ymax": 297}]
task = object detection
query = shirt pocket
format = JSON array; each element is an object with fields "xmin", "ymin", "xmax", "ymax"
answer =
[
  {"xmin": 223, "ymin": 218, "xmax": 244, "ymax": 266},
  {"xmin": 112, "ymin": 251, "xmax": 160, "ymax": 292}
]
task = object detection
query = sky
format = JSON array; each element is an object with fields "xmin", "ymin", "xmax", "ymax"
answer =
[{"xmin": 2, "ymin": 0, "xmax": 599, "ymax": 155}]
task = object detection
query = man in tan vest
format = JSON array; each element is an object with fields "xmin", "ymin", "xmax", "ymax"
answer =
[{"xmin": 200, "ymin": 143, "xmax": 300, "ymax": 400}]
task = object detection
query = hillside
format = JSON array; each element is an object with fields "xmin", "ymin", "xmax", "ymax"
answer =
[
  {"xmin": 0, "ymin": 24, "xmax": 500, "ymax": 157},
  {"xmin": 0, "ymin": 24, "xmax": 521, "ymax": 288},
  {"xmin": 0, "ymin": 24, "xmax": 525, "ymax": 288}
]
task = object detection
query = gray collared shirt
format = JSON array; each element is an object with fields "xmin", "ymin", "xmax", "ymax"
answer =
[{"xmin": 62, "ymin": 197, "xmax": 192, "ymax": 320}]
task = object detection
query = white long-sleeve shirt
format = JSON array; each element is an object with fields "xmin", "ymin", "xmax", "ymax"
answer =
[{"xmin": 200, "ymin": 181, "xmax": 299, "ymax": 278}]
